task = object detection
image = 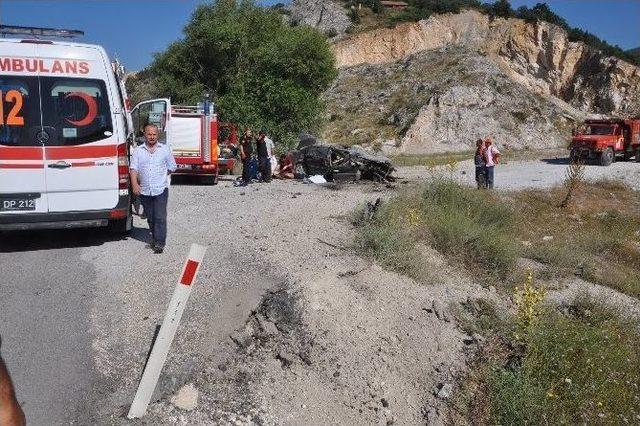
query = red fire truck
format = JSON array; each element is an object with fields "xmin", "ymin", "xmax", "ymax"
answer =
[{"xmin": 130, "ymin": 97, "xmax": 236, "ymax": 183}]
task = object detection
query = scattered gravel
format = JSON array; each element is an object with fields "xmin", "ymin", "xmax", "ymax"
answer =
[
  {"xmin": 399, "ymin": 157, "xmax": 640, "ymax": 191},
  {"xmin": 4, "ymin": 156, "xmax": 639, "ymax": 424}
]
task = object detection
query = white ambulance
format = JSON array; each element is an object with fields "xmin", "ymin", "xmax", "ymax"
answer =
[{"xmin": 0, "ymin": 26, "xmax": 133, "ymax": 232}]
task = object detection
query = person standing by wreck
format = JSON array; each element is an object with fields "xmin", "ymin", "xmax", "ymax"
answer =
[
  {"xmin": 474, "ymin": 138, "xmax": 486, "ymax": 189},
  {"xmin": 483, "ymin": 136, "xmax": 501, "ymax": 189},
  {"xmin": 239, "ymin": 128, "xmax": 254, "ymax": 186},
  {"xmin": 256, "ymin": 129, "xmax": 274, "ymax": 183}
]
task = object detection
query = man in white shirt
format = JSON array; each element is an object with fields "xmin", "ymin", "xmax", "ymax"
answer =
[
  {"xmin": 256, "ymin": 130, "xmax": 275, "ymax": 183},
  {"xmin": 130, "ymin": 124, "xmax": 177, "ymax": 254},
  {"xmin": 484, "ymin": 136, "xmax": 501, "ymax": 189}
]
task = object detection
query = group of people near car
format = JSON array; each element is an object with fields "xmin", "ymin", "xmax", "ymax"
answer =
[
  {"xmin": 474, "ymin": 136, "xmax": 501, "ymax": 189},
  {"xmin": 237, "ymin": 128, "xmax": 295, "ymax": 185}
]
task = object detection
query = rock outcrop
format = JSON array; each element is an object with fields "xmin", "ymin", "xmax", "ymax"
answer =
[
  {"xmin": 287, "ymin": 0, "xmax": 351, "ymax": 38},
  {"xmin": 322, "ymin": 47, "xmax": 582, "ymax": 154},
  {"xmin": 332, "ymin": 10, "xmax": 640, "ymax": 117}
]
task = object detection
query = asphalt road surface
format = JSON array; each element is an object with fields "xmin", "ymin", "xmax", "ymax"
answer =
[
  {"xmin": 0, "ymin": 176, "xmax": 281, "ymax": 425},
  {"xmin": 0, "ymin": 229, "xmax": 104, "ymax": 424}
]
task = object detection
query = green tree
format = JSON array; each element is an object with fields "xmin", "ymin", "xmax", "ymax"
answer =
[
  {"xmin": 488, "ymin": 0, "xmax": 514, "ymax": 18},
  {"xmin": 147, "ymin": 0, "xmax": 337, "ymax": 151}
]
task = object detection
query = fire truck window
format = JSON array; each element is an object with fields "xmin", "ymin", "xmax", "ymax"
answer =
[
  {"xmin": 41, "ymin": 78, "xmax": 113, "ymax": 146},
  {"xmin": 586, "ymin": 125, "xmax": 614, "ymax": 136},
  {"xmin": 0, "ymin": 77, "xmax": 40, "ymax": 146}
]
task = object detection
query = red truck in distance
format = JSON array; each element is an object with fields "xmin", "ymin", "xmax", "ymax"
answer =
[{"xmin": 569, "ymin": 118, "xmax": 640, "ymax": 166}]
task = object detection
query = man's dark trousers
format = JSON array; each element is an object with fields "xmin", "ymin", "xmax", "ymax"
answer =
[
  {"xmin": 485, "ymin": 166, "xmax": 495, "ymax": 189},
  {"xmin": 259, "ymin": 157, "xmax": 271, "ymax": 182},
  {"xmin": 242, "ymin": 157, "xmax": 251, "ymax": 184},
  {"xmin": 139, "ymin": 188, "xmax": 169, "ymax": 246}
]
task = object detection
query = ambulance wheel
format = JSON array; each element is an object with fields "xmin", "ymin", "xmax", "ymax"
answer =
[
  {"xmin": 109, "ymin": 214, "xmax": 132, "ymax": 234},
  {"xmin": 599, "ymin": 148, "xmax": 614, "ymax": 166}
]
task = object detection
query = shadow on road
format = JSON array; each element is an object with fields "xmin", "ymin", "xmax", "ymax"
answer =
[
  {"xmin": 540, "ymin": 157, "xmax": 570, "ymax": 165},
  {"xmin": 0, "ymin": 227, "xmax": 131, "ymax": 253},
  {"xmin": 129, "ymin": 224, "xmax": 151, "ymax": 244},
  {"xmin": 171, "ymin": 174, "xmax": 237, "ymax": 186}
]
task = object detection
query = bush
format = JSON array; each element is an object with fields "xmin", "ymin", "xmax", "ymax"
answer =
[
  {"xmin": 354, "ymin": 179, "xmax": 518, "ymax": 282},
  {"xmin": 489, "ymin": 301, "xmax": 640, "ymax": 424},
  {"xmin": 419, "ymin": 180, "xmax": 517, "ymax": 278}
]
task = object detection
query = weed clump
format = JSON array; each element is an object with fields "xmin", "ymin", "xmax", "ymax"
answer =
[
  {"xmin": 354, "ymin": 179, "xmax": 518, "ymax": 282},
  {"xmin": 488, "ymin": 297, "xmax": 640, "ymax": 425}
]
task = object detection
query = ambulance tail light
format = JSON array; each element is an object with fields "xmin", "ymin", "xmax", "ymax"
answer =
[
  {"xmin": 109, "ymin": 209, "xmax": 128, "ymax": 219},
  {"xmin": 117, "ymin": 143, "xmax": 130, "ymax": 190}
]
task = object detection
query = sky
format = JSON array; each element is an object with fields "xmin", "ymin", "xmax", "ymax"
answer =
[{"xmin": 0, "ymin": 0, "xmax": 638, "ymax": 72}]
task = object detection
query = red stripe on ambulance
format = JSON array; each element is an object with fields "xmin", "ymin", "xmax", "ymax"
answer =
[
  {"xmin": 45, "ymin": 144, "xmax": 117, "ymax": 160},
  {"xmin": 0, "ymin": 163, "xmax": 44, "ymax": 169},
  {"xmin": 0, "ymin": 147, "xmax": 43, "ymax": 160}
]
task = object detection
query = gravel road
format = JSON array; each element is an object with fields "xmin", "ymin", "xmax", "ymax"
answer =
[
  {"xmin": 1, "ymin": 156, "xmax": 638, "ymax": 425},
  {"xmin": 400, "ymin": 156, "xmax": 640, "ymax": 190}
]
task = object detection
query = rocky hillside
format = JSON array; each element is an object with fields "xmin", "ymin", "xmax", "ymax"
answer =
[
  {"xmin": 318, "ymin": 8, "xmax": 640, "ymax": 154},
  {"xmin": 323, "ymin": 46, "xmax": 581, "ymax": 154},
  {"xmin": 333, "ymin": 10, "xmax": 640, "ymax": 116},
  {"xmin": 286, "ymin": 0, "xmax": 351, "ymax": 38}
]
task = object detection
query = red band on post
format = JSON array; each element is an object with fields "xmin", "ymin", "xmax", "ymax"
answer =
[{"xmin": 180, "ymin": 260, "xmax": 199, "ymax": 286}]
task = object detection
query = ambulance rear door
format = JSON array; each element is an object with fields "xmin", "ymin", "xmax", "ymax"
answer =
[
  {"xmin": 40, "ymin": 44, "xmax": 121, "ymax": 213},
  {"xmin": 0, "ymin": 41, "xmax": 48, "ymax": 216},
  {"xmin": 130, "ymin": 98, "xmax": 170, "ymax": 145}
]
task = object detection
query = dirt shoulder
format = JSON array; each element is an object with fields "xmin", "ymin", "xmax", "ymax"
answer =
[{"xmin": 114, "ymin": 157, "xmax": 639, "ymax": 424}]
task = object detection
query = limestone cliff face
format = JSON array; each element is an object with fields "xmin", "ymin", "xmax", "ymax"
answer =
[
  {"xmin": 322, "ymin": 47, "xmax": 582, "ymax": 155},
  {"xmin": 332, "ymin": 10, "xmax": 640, "ymax": 116}
]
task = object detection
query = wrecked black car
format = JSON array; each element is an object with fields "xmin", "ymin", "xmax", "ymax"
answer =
[{"xmin": 294, "ymin": 139, "xmax": 395, "ymax": 183}]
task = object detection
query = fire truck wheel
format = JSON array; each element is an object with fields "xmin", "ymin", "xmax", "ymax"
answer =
[
  {"xmin": 599, "ymin": 148, "xmax": 614, "ymax": 166},
  {"xmin": 636, "ymin": 148, "xmax": 640, "ymax": 163},
  {"xmin": 202, "ymin": 174, "xmax": 219, "ymax": 185}
]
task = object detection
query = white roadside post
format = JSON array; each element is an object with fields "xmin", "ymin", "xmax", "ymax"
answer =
[{"xmin": 127, "ymin": 243, "xmax": 207, "ymax": 419}]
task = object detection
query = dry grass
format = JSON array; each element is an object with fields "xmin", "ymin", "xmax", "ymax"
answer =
[
  {"xmin": 355, "ymin": 177, "xmax": 640, "ymax": 424},
  {"xmin": 450, "ymin": 293, "xmax": 640, "ymax": 425},
  {"xmin": 353, "ymin": 179, "xmax": 519, "ymax": 284},
  {"xmin": 514, "ymin": 179, "xmax": 640, "ymax": 298}
]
